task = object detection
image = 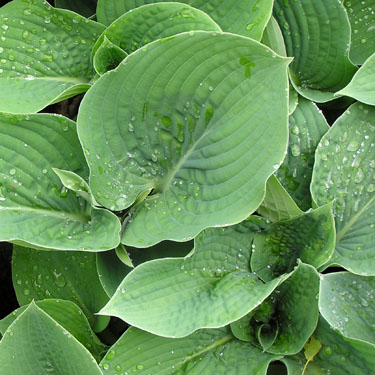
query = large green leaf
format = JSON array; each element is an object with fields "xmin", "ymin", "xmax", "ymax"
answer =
[
  {"xmin": 337, "ymin": 52, "xmax": 375, "ymax": 106},
  {"xmin": 273, "ymin": 0, "xmax": 357, "ymax": 102},
  {"xmin": 92, "ymin": 2, "xmax": 221, "ymax": 57},
  {"xmin": 0, "ymin": 303, "xmax": 103, "ymax": 375},
  {"xmin": 78, "ymin": 31, "xmax": 290, "ymax": 247},
  {"xmin": 12, "ymin": 245, "xmax": 110, "ymax": 331},
  {"xmin": 231, "ymin": 262, "xmax": 320, "ymax": 355},
  {"xmin": 311, "ymin": 102, "xmax": 375, "ymax": 275},
  {"xmin": 0, "ymin": 113, "xmax": 120, "ymax": 251},
  {"xmin": 0, "ymin": 0, "xmax": 105, "ymax": 114},
  {"xmin": 342, "ymin": 0, "xmax": 375, "ymax": 65},
  {"xmin": 0, "ymin": 299, "xmax": 106, "ymax": 361},
  {"xmin": 96, "ymin": 0, "xmax": 273, "ymax": 40},
  {"xmin": 100, "ymin": 219, "xmax": 286, "ymax": 337},
  {"xmin": 276, "ymin": 96, "xmax": 329, "ymax": 211},
  {"xmin": 251, "ymin": 204, "xmax": 335, "ymax": 281},
  {"xmin": 257, "ymin": 175, "xmax": 303, "ymax": 223},
  {"xmin": 319, "ymin": 272, "xmax": 375, "ymax": 346},
  {"xmin": 99, "ymin": 327, "xmax": 281, "ymax": 375},
  {"xmin": 54, "ymin": 0, "xmax": 97, "ymax": 17},
  {"xmin": 304, "ymin": 317, "xmax": 375, "ymax": 375}
]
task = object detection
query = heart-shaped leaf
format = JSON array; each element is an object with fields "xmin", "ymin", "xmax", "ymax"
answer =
[
  {"xmin": 0, "ymin": 299, "xmax": 106, "ymax": 361},
  {"xmin": 99, "ymin": 219, "xmax": 286, "ymax": 337},
  {"xmin": 337, "ymin": 52, "xmax": 375, "ymax": 106},
  {"xmin": 0, "ymin": 0, "xmax": 105, "ymax": 113},
  {"xmin": 99, "ymin": 326, "xmax": 282, "ymax": 375},
  {"xmin": 96, "ymin": 0, "xmax": 273, "ymax": 40},
  {"xmin": 78, "ymin": 31, "xmax": 290, "ymax": 247},
  {"xmin": 0, "ymin": 302, "xmax": 103, "ymax": 375},
  {"xmin": 0, "ymin": 113, "xmax": 120, "ymax": 251},
  {"xmin": 319, "ymin": 272, "xmax": 375, "ymax": 346},
  {"xmin": 311, "ymin": 102, "xmax": 375, "ymax": 275},
  {"xmin": 12, "ymin": 245, "xmax": 110, "ymax": 331},
  {"xmin": 273, "ymin": 0, "xmax": 357, "ymax": 102}
]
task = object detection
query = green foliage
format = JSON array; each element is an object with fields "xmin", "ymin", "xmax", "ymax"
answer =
[{"xmin": 0, "ymin": 0, "xmax": 374, "ymax": 374}]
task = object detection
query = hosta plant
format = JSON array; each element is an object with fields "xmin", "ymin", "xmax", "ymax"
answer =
[{"xmin": 0, "ymin": 0, "xmax": 375, "ymax": 374}]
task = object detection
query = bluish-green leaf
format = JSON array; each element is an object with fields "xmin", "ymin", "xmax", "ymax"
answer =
[
  {"xmin": 0, "ymin": 0, "xmax": 105, "ymax": 113},
  {"xmin": 78, "ymin": 31, "xmax": 290, "ymax": 247}
]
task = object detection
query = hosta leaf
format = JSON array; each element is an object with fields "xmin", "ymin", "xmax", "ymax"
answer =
[
  {"xmin": 342, "ymin": 0, "xmax": 375, "ymax": 65},
  {"xmin": 96, "ymin": 0, "xmax": 273, "ymax": 41},
  {"xmin": 311, "ymin": 103, "xmax": 375, "ymax": 275},
  {"xmin": 251, "ymin": 203, "xmax": 335, "ymax": 281},
  {"xmin": 96, "ymin": 240, "xmax": 193, "ymax": 297},
  {"xmin": 92, "ymin": 2, "xmax": 221, "ymax": 59},
  {"xmin": 54, "ymin": 0, "xmax": 97, "ymax": 17},
  {"xmin": 99, "ymin": 327, "xmax": 281, "ymax": 375},
  {"xmin": 100, "ymin": 220, "xmax": 285, "ymax": 337},
  {"xmin": 304, "ymin": 317, "xmax": 375, "ymax": 375},
  {"xmin": 319, "ymin": 272, "xmax": 375, "ymax": 346},
  {"xmin": 261, "ymin": 16, "xmax": 287, "ymax": 57},
  {"xmin": 0, "ymin": 299, "xmax": 106, "ymax": 361},
  {"xmin": 0, "ymin": 303, "xmax": 103, "ymax": 375},
  {"xmin": 337, "ymin": 52, "xmax": 375, "ymax": 106},
  {"xmin": 78, "ymin": 31, "xmax": 290, "ymax": 247},
  {"xmin": 0, "ymin": 113, "xmax": 120, "ymax": 251},
  {"xmin": 257, "ymin": 175, "xmax": 303, "ymax": 223},
  {"xmin": 0, "ymin": 0, "xmax": 105, "ymax": 114},
  {"xmin": 273, "ymin": 0, "xmax": 357, "ymax": 102},
  {"xmin": 276, "ymin": 96, "xmax": 329, "ymax": 211},
  {"xmin": 231, "ymin": 262, "xmax": 320, "ymax": 355},
  {"xmin": 12, "ymin": 245, "xmax": 109, "ymax": 331},
  {"xmin": 288, "ymin": 85, "xmax": 298, "ymax": 115}
]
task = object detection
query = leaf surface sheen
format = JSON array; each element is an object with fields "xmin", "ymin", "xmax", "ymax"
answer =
[
  {"xmin": 0, "ymin": 0, "xmax": 105, "ymax": 113},
  {"xmin": 78, "ymin": 31, "xmax": 290, "ymax": 247},
  {"xmin": 311, "ymin": 102, "xmax": 375, "ymax": 275},
  {"xmin": 96, "ymin": 0, "xmax": 273, "ymax": 40},
  {"xmin": 0, "ymin": 113, "xmax": 120, "ymax": 251}
]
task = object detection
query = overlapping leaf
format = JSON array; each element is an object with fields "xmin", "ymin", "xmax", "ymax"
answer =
[
  {"xmin": 0, "ymin": 0, "xmax": 105, "ymax": 113},
  {"xmin": 100, "ymin": 219, "xmax": 285, "ymax": 337},
  {"xmin": 0, "ymin": 299, "xmax": 106, "ymax": 361},
  {"xmin": 78, "ymin": 31, "xmax": 290, "ymax": 247},
  {"xmin": 0, "ymin": 303, "xmax": 103, "ymax": 375},
  {"xmin": 96, "ymin": 0, "xmax": 273, "ymax": 40},
  {"xmin": 99, "ymin": 327, "xmax": 282, "ymax": 375},
  {"xmin": 12, "ymin": 245, "xmax": 110, "ymax": 331},
  {"xmin": 276, "ymin": 96, "xmax": 329, "ymax": 211},
  {"xmin": 0, "ymin": 113, "xmax": 120, "ymax": 251},
  {"xmin": 273, "ymin": 0, "xmax": 357, "ymax": 102},
  {"xmin": 311, "ymin": 103, "xmax": 375, "ymax": 275}
]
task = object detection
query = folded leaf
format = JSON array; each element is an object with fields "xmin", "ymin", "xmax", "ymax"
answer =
[
  {"xmin": 0, "ymin": 0, "xmax": 105, "ymax": 113},
  {"xmin": 0, "ymin": 302, "xmax": 103, "ymax": 375},
  {"xmin": 78, "ymin": 31, "xmax": 290, "ymax": 247},
  {"xmin": 96, "ymin": 0, "xmax": 273, "ymax": 40},
  {"xmin": 100, "ymin": 219, "xmax": 285, "ymax": 337},
  {"xmin": 273, "ymin": 0, "xmax": 357, "ymax": 102},
  {"xmin": 311, "ymin": 102, "xmax": 375, "ymax": 275},
  {"xmin": 0, "ymin": 113, "xmax": 120, "ymax": 251},
  {"xmin": 319, "ymin": 272, "xmax": 375, "ymax": 346},
  {"xmin": 12, "ymin": 245, "xmax": 109, "ymax": 331}
]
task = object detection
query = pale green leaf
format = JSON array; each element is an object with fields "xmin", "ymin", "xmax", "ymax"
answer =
[
  {"xmin": 100, "ymin": 220, "xmax": 285, "ymax": 337},
  {"xmin": 0, "ymin": 299, "xmax": 106, "ymax": 361},
  {"xmin": 251, "ymin": 204, "xmax": 335, "ymax": 281},
  {"xmin": 12, "ymin": 245, "xmax": 110, "ymax": 330},
  {"xmin": 311, "ymin": 102, "xmax": 375, "ymax": 275},
  {"xmin": 273, "ymin": 0, "xmax": 357, "ymax": 102},
  {"xmin": 78, "ymin": 31, "xmax": 290, "ymax": 247},
  {"xmin": 0, "ymin": 113, "xmax": 120, "ymax": 251},
  {"xmin": 337, "ymin": 52, "xmax": 375, "ymax": 106},
  {"xmin": 319, "ymin": 272, "xmax": 375, "ymax": 346},
  {"xmin": 0, "ymin": 0, "xmax": 105, "ymax": 113},
  {"xmin": 96, "ymin": 0, "xmax": 273, "ymax": 40},
  {"xmin": 0, "ymin": 303, "xmax": 103, "ymax": 375},
  {"xmin": 261, "ymin": 16, "xmax": 287, "ymax": 57}
]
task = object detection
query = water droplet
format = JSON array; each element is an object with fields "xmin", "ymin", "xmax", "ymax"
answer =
[
  {"xmin": 347, "ymin": 140, "xmax": 360, "ymax": 152},
  {"xmin": 354, "ymin": 168, "xmax": 364, "ymax": 184},
  {"xmin": 103, "ymin": 363, "xmax": 109, "ymax": 370},
  {"xmin": 136, "ymin": 365, "xmax": 144, "ymax": 370},
  {"xmin": 23, "ymin": 288, "xmax": 30, "ymax": 296},
  {"xmin": 291, "ymin": 144, "xmax": 301, "ymax": 156},
  {"xmin": 9, "ymin": 168, "xmax": 16, "ymax": 175},
  {"xmin": 42, "ymin": 169, "xmax": 48, "ymax": 174},
  {"xmin": 1, "ymin": 25, "xmax": 8, "ymax": 31}
]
